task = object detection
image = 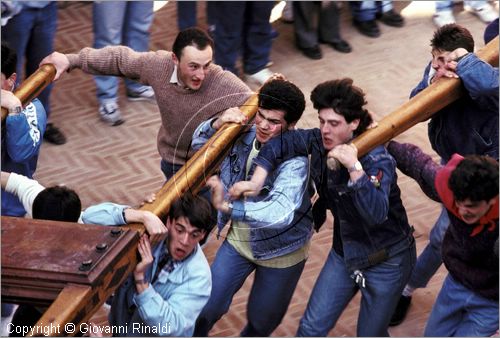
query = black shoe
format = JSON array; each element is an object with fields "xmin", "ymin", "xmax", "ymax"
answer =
[
  {"xmin": 44, "ymin": 123, "xmax": 67, "ymax": 145},
  {"xmin": 377, "ymin": 9, "xmax": 405, "ymax": 27},
  {"xmin": 298, "ymin": 45, "xmax": 322, "ymax": 60},
  {"xmin": 353, "ymin": 19, "xmax": 381, "ymax": 38},
  {"xmin": 320, "ymin": 39, "xmax": 352, "ymax": 53},
  {"xmin": 389, "ymin": 295, "xmax": 412, "ymax": 326}
]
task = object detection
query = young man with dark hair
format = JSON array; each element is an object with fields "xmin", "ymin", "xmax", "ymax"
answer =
[
  {"xmin": 104, "ymin": 193, "xmax": 214, "ymax": 337},
  {"xmin": 192, "ymin": 77, "xmax": 314, "ymax": 336},
  {"xmin": 231, "ymin": 78, "xmax": 416, "ymax": 336},
  {"xmin": 40, "ymin": 27, "xmax": 251, "ymax": 180},
  {"xmin": 389, "ymin": 23, "xmax": 499, "ymax": 325},
  {"xmin": 387, "ymin": 140, "xmax": 498, "ymax": 336}
]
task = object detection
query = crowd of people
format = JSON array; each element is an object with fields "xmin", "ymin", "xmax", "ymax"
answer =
[{"xmin": 1, "ymin": 1, "xmax": 499, "ymax": 337}]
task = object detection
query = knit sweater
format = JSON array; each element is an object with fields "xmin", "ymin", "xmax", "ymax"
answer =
[{"xmin": 67, "ymin": 46, "xmax": 251, "ymax": 165}]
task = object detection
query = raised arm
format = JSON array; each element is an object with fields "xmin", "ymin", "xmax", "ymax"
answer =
[{"xmin": 387, "ymin": 141, "xmax": 442, "ymax": 202}]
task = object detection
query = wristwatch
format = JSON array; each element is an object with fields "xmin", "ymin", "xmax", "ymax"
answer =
[{"xmin": 348, "ymin": 161, "xmax": 363, "ymax": 173}]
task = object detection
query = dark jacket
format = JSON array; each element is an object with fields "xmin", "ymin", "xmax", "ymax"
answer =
[
  {"xmin": 388, "ymin": 141, "xmax": 499, "ymax": 301},
  {"xmin": 255, "ymin": 129, "xmax": 414, "ymax": 271},
  {"xmin": 411, "ymin": 53, "xmax": 499, "ymax": 162}
]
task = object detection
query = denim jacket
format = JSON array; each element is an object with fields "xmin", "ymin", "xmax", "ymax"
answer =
[
  {"xmin": 254, "ymin": 129, "xmax": 414, "ymax": 271},
  {"xmin": 192, "ymin": 118, "xmax": 313, "ymax": 260},
  {"xmin": 1, "ymin": 99, "xmax": 47, "ymax": 217},
  {"xmin": 412, "ymin": 53, "xmax": 499, "ymax": 162},
  {"xmin": 82, "ymin": 202, "xmax": 212, "ymax": 336}
]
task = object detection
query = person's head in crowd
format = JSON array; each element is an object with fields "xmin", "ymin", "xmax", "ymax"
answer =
[
  {"xmin": 430, "ymin": 24, "xmax": 474, "ymax": 73},
  {"xmin": 255, "ymin": 77, "xmax": 305, "ymax": 144},
  {"xmin": 449, "ymin": 155, "xmax": 499, "ymax": 224},
  {"xmin": 32, "ymin": 186, "xmax": 82, "ymax": 222},
  {"xmin": 1, "ymin": 43, "xmax": 17, "ymax": 91},
  {"xmin": 166, "ymin": 193, "xmax": 214, "ymax": 260},
  {"xmin": 311, "ymin": 78, "xmax": 373, "ymax": 151},
  {"xmin": 171, "ymin": 28, "xmax": 214, "ymax": 91}
]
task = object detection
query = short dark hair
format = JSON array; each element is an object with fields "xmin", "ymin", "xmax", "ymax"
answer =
[
  {"xmin": 172, "ymin": 27, "xmax": 214, "ymax": 61},
  {"xmin": 431, "ymin": 23, "xmax": 474, "ymax": 53},
  {"xmin": 449, "ymin": 155, "xmax": 499, "ymax": 202},
  {"xmin": 310, "ymin": 78, "xmax": 373, "ymax": 136},
  {"xmin": 32, "ymin": 186, "xmax": 82, "ymax": 222},
  {"xmin": 258, "ymin": 78, "xmax": 305, "ymax": 124},
  {"xmin": 2, "ymin": 43, "xmax": 17, "ymax": 78},
  {"xmin": 168, "ymin": 193, "xmax": 214, "ymax": 232}
]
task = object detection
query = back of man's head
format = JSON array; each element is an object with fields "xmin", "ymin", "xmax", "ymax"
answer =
[
  {"xmin": 431, "ymin": 23, "xmax": 474, "ymax": 53},
  {"xmin": 172, "ymin": 28, "xmax": 214, "ymax": 61},
  {"xmin": 2, "ymin": 43, "xmax": 17, "ymax": 78},
  {"xmin": 258, "ymin": 78, "xmax": 305, "ymax": 124},
  {"xmin": 32, "ymin": 186, "xmax": 82, "ymax": 222},
  {"xmin": 311, "ymin": 78, "xmax": 373, "ymax": 136},
  {"xmin": 168, "ymin": 193, "xmax": 215, "ymax": 232},
  {"xmin": 449, "ymin": 155, "xmax": 498, "ymax": 202}
]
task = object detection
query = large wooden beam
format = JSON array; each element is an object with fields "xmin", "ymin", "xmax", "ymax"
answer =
[
  {"xmin": 131, "ymin": 94, "xmax": 259, "ymax": 234},
  {"xmin": 327, "ymin": 37, "xmax": 499, "ymax": 169},
  {"xmin": 352, "ymin": 37, "xmax": 498, "ymax": 158},
  {"xmin": 1, "ymin": 64, "xmax": 56, "ymax": 122}
]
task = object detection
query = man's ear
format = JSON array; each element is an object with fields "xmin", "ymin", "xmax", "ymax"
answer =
[
  {"xmin": 172, "ymin": 53, "xmax": 179, "ymax": 66},
  {"xmin": 287, "ymin": 121, "xmax": 296, "ymax": 131},
  {"xmin": 349, "ymin": 118, "xmax": 360, "ymax": 132},
  {"xmin": 165, "ymin": 217, "xmax": 172, "ymax": 230}
]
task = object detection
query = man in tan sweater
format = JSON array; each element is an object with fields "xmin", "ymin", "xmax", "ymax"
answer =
[{"xmin": 41, "ymin": 28, "xmax": 251, "ymax": 179}]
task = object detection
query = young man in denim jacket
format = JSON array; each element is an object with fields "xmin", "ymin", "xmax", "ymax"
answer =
[
  {"xmin": 232, "ymin": 78, "xmax": 416, "ymax": 336},
  {"xmin": 191, "ymin": 77, "xmax": 313, "ymax": 336},
  {"xmin": 390, "ymin": 23, "xmax": 499, "ymax": 325}
]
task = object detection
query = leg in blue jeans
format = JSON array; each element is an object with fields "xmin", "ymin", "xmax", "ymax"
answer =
[
  {"xmin": 177, "ymin": 1, "xmax": 197, "ymax": 30},
  {"xmin": 241, "ymin": 1, "xmax": 274, "ymax": 75},
  {"xmin": 2, "ymin": 3, "xmax": 57, "ymax": 117},
  {"xmin": 407, "ymin": 206, "xmax": 449, "ymax": 289},
  {"xmin": 194, "ymin": 240, "xmax": 256, "ymax": 336},
  {"xmin": 350, "ymin": 1, "xmax": 377, "ymax": 22},
  {"xmin": 297, "ymin": 250, "xmax": 357, "ymax": 336},
  {"xmin": 241, "ymin": 259, "xmax": 306, "ymax": 336},
  {"xmin": 122, "ymin": 1, "xmax": 153, "ymax": 93},
  {"xmin": 93, "ymin": 2, "xmax": 126, "ymax": 104},
  {"xmin": 298, "ymin": 246, "xmax": 415, "ymax": 336},
  {"xmin": 424, "ymin": 274, "xmax": 499, "ymax": 336}
]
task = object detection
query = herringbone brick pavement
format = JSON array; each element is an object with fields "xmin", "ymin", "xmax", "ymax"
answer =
[{"xmin": 9, "ymin": 1, "xmax": 496, "ymax": 337}]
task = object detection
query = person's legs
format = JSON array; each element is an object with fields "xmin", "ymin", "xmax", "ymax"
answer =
[
  {"xmin": 242, "ymin": 1, "xmax": 274, "ymax": 76},
  {"xmin": 123, "ymin": 1, "xmax": 154, "ymax": 95},
  {"xmin": 193, "ymin": 241, "xmax": 255, "ymax": 336},
  {"xmin": 350, "ymin": 1, "xmax": 381, "ymax": 38},
  {"xmin": 408, "ymin": 207, "xmax": 449, "ymax": 289},
  {"xmin": 293, "ymin": 2, "xmax": 319, "ymax": 49},
  {"xmin": 297, "ymin": 250, "xmax": 358, "ymax": 336},
  {"xmin": 357, "ymin": 245, "xmax": 415, "ymax": 336},
  {"xmin": 213, "ymin": 2, "xmax": 245, "ymax": 75},
  {"xmin": 240, "ymin": 260, "xmax": 306, "ymax": 336},
  {"xmin": 424, "ymin": 274, "xmax": 467, "ymax": 336},
  {"xmin": 454, "ymin": 287, "xmax": 499, "ymax": 336},
  {"xmin": 433, "ymin": 1, "xmax": 455, "ymax": 27},
  {"xmin": 92, "ymin": 1, "xmax": 126, "ymax": 104},
  {"xmin": 177, "ymin": 1, "xmax": 197, "ymax": 30}
]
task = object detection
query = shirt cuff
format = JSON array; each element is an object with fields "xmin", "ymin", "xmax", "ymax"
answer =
[{"xmin": 133, "ymin": 283, "xmax": 156, "ymax": 307}]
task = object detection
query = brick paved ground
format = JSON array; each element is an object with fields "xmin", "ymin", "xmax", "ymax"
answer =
[{"xmin": 2, "ymin": 1, "xmax": 496, "ymax": 337}]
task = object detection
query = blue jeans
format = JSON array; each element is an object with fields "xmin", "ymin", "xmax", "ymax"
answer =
[
  {"xmin": 92, "ymin": 1, "xmax": 153, "ymax": 104},
  {"xmin": 424, "ymin": 274, "xmax": 499, "ymax": 336},
  {"xmin": 194, "ymin": 240, "xmax": 306, "ymax": 336},
  {"xmin": 350, "ymin": 1, "xmax": 394, "ymax": 21},
  {"xmin": 297, "ymin": 247, "xmax": 415, "ymax": 337},
  {"xmin": 407, "ymin": 206, "xmax": 449, "ymax": 288},
  {"xmin": 435, "ymin": 1, "xmax": 488, "ymax": 11},
  {"xmin": 213, "ymin": 1, "xmax": 274, "ymax": 75},
  {"xmin": 1, "ymin": 2, "xmax": 57, "ymax": 117}
]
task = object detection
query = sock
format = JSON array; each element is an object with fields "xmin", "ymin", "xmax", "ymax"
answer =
[{"xmin": 402, "ymin": 285, "xmax": 415, "ymax": 297}]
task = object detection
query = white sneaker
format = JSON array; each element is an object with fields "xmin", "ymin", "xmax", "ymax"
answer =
[
  {"xmin": 245, "ymin": 68, "xmax": 274, "ymax": 86},
  {"xmin": 127, "ymin": 86, "xmax": 156, "ymax": 102},
  {"xmin": 98, "ymin": 101, "xmax": 125, "ymax": 126},
  {"xmin": 467, "ymin": 3, "xmax": 498, "ymax": 23},
  {"xmin": 433, "ymin": 9, "xmax": 456, "ymax": 27}
]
